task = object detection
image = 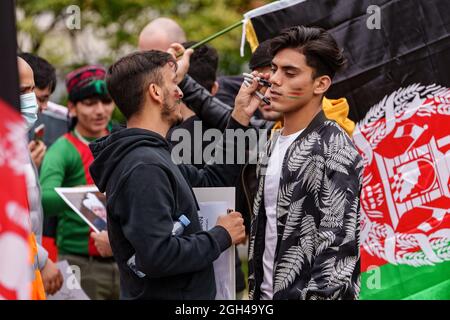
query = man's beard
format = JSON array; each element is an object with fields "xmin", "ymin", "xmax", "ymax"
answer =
[{"xmin": 161, "ymin": 100, "xmax": 183, "ymax": 127}]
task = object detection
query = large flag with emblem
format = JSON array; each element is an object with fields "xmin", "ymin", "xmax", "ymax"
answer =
[
  {"xmin": 0, "ymin": 0, "xmax": 32, "ymax": 300},
  {"xmin": 242, "ymin": 0, "xmax": 450, "ymax": 299},
  {"xmin": 354, "ymin": 84, "xmax": 450, "ymax": 299}
]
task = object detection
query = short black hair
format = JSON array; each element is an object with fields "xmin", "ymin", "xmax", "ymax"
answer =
[
  {"xmin": 183, "ymin": 41, "xmax": 218, "ymax": 92},
  {"xmin": 249, "ymin": 39, "xmax": 272, "ymax": 71},
  {"xmin": 270, "ymin": 26, "xmax": 346, "ymax": 79},
  {"xmin": 18, "ymin": 52, "xmax": 57, "ymax": 92},
  {"xmin": 106, "ymin": 50, "xmax": 176, "ymax": 119}
]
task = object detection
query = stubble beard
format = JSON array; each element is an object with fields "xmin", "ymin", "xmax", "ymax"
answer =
[{"xmin": 162, "ymin": 101, "xmax": 183, "ymax": 127}]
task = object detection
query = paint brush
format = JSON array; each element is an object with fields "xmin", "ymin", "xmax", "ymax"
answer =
[
  {"xmin": 243, "ymin": 72, "xmax": 272, "ymax": 87},
  {"xmin": 243, "ymin": 78, "xmax": 271, "ymax": 105}
]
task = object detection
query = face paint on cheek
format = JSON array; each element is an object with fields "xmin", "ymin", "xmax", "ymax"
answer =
[
  {"xmin": 286, "ymin": 90, "xmax": 304, "ymax": 100},
  {"xmin": 174, "ymin": 89, "xmax": 183, "ymax": 104}
]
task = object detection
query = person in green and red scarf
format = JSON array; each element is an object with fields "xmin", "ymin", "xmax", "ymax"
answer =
[{"xmin": 40, "ymin": 66, "xmax": 119, "ymax": 299}]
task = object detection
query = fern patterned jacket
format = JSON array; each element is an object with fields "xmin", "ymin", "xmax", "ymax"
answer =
[{"xmin": 248, "ymin": 111, "xmax": 364, "ymax": 300}]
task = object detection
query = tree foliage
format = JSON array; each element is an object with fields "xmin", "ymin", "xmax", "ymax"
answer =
[{"xmin": 16, "ymin": 0, "xmax": 273, "ymax": 76}]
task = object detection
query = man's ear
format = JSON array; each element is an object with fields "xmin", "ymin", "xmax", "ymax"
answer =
[
  {"xmin": 68, "ymin": 101, "xmax": 77, "ymax": 117},
  {"xmin": 148, "ymin": 83, "xmax": 163, "ymax": 105},
  {"xmin": 210, "ymin": 81, "xmax": 219, "ymax": 96},
  {"xmin": 313, "ymin": 75, "xmax": 331, "ymax": 96}
]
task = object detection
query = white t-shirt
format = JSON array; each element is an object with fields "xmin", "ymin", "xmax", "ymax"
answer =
[{"xmin": 260, "ymin": 129, "xmax": 304, "ymax": 300}]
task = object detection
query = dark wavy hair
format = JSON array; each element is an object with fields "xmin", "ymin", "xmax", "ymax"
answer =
[{"xmin": 270, "ymin": 26, "xmax": 346, "ymax": 79}]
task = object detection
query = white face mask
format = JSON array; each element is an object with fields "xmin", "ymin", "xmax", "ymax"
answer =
[{"xmin": 20, "ymin": 92, "xmax": 39, "ymax": 129}]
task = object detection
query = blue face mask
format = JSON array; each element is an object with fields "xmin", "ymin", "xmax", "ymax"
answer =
[{"xmin": 20, "ymin": 92, "xmax": 39, "ymax": 129}]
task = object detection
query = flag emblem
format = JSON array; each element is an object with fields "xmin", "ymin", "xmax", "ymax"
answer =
[{"xmin": 353, "ymin": 83, "xmax": 450, "ymax": 268}]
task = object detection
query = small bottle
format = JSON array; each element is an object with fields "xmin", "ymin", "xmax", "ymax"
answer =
[
  {"xmin": 127, "ymin": 215, "xmax": 191, "ymax": 278},
  {"xmin": 172, "ymin": 214, "xmax": 190, "ymax": 236}
]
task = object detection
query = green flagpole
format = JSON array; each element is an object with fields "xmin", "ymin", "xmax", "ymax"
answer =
[{"xmin": 177, "ymin": 20, "xmax": 243, "ymax": 57}]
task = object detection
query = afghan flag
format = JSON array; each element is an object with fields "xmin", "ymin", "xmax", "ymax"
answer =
[
  {"xmin": 0, "ymin": 0, "xmax": 32, "ymax": 300},
  {"xmin": 243, "ymin": 0, "xmax": 450, "ymax": 299}
]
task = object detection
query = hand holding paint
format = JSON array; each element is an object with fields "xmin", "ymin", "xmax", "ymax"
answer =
[
  {"xmin": 243, "ymin": 73, "xmax": 272, "ymax": 88},
  {"xmin": 242, "ymin": 72, "xmax": 271, "ymax": 105},
  {"xmin": 232, "ymin": 71, "xmax": 269, "ymax": 126}
]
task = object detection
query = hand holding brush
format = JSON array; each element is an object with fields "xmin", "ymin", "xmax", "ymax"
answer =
[{"xmin": 242, "ymin": 72, "xmax": 271, "ymax": 105}]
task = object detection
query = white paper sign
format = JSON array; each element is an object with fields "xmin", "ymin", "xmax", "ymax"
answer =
[
  {"xmin": 193, "ymin": 187, "xmax": 235, "ymax": 300},
  {"xmin": 55, "ymin": 186, "xmax": 107, "ymax": 233}
]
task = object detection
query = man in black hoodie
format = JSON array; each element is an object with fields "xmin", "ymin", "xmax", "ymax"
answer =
[{"xmin": 89, "ymin": 49, "xmax": 267, "ymax": 299}]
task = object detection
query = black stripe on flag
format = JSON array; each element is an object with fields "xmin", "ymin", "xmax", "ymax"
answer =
[
  {"xmin": 250, "ymin": 0, "xmax": 450, "ymax": 122},
  {"xmin": 0, "ymin": 0, "xmax": 20, "ymax": 113}
]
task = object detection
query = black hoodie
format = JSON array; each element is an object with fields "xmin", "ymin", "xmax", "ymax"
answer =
[{"xmin": 89, "ymin": 117, "xmax": 246, "ymax": 300}]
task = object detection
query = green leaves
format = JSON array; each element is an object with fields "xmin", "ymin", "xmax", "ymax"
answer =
[
  {"xmin": 16, "ymin": 0, "xmax": 273, "ymax": 75},
  {"xmin": 16, "ymin": 0, "xmax": 273, "ymax": 121}
]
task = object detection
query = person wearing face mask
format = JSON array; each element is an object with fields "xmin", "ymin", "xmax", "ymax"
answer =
[
  {"xmin": 19, "ymin": 52, "xmax": 69, "ymax": 148},
  {"xmin": 19, "ymin": 57, "xmax": 48, "ymax": 170},
  {"xmin": 18, "ymin": 57, "xmax": 64, "ymax": 299},
  {"xmin": 20, "ymin": 52, "xmax": 67, "ymax": 268}
]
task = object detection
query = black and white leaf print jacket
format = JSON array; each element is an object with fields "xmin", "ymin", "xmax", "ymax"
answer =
[{"xmin": 248, "ymin": 111, "xmax": 364, "ymax": 300}]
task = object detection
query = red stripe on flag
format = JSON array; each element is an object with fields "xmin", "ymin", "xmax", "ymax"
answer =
[
  {"xmin": 0, "ymin": 98, "xmax": 32, "ymax": 299},
  {"xmin": 0, "ymin": 282, "xmax": 18, "ymax": 300}
]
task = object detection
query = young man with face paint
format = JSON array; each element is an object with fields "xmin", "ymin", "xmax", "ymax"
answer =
[
  {"xmin": 176, "ymin": 40, "xmax": 356, "ymax": 232},
  {"xmin": 247, "ymin": 26, "xmax": 364, "ymax": 300},
  {"xmin": 88, "ymin": 49, "xmax": 265, "ymax": 299}
]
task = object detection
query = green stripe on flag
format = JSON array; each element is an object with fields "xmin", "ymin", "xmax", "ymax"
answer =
[{"xmin": 360, "ymin": 260, "xmax": 450, "ymax": 300}]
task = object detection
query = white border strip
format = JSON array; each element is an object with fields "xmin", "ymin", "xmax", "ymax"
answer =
[
  {"xmin": 240, "ymin": 0, "xmax": 307, "ymax": 56},
  {"xmin": 55, "ymin": 185, "xmax": 103, "ymax": 233}
]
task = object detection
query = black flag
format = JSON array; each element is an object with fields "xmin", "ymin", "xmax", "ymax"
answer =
[
  {"xmin": 0, "ymin": 0, "xmax": 20, "ymax": 112},
  {"xmin": 243, "ymin": 0, "xmax": 450, "ymax": 122}
]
